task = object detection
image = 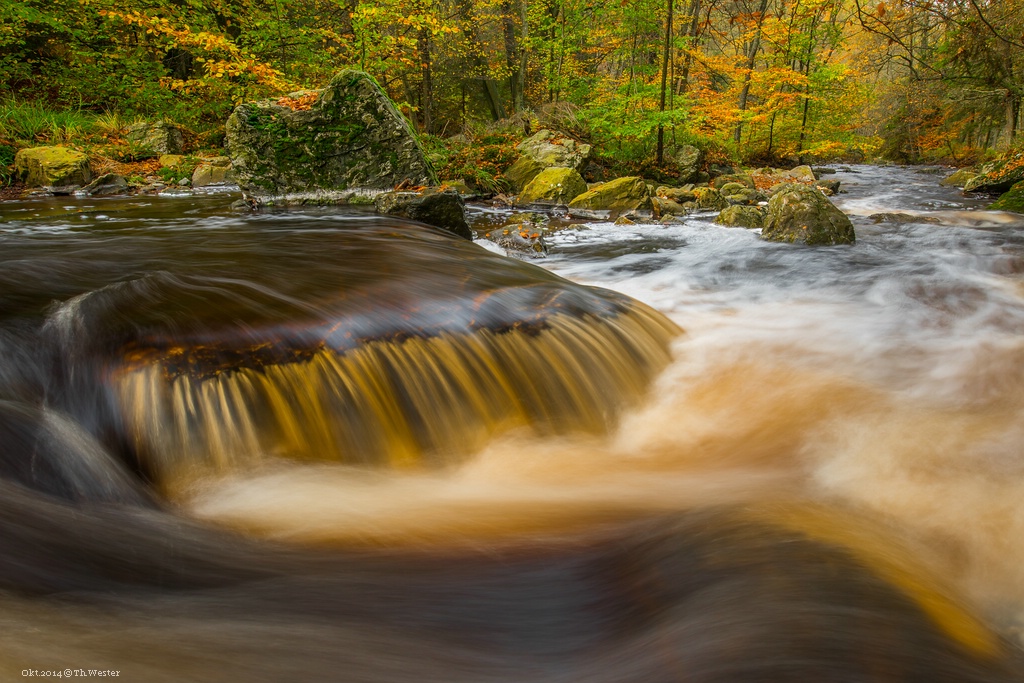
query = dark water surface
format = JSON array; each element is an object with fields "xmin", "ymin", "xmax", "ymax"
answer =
[{"xmin": 2, "ymin": 168, "xmax": 1024, "ymax": 681}]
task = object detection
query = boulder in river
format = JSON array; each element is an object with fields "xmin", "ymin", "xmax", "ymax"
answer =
[
  {"xmin": 567, "ymin": 176, "xmax": 651, "ymax": 215},
  {"xmin": 989, "ymin": 181, "xmax": 1024, "ymax": 213},
  {"xmin": 81, "ymin": 173, "xmax": 128, "ymax": 196},
  {"xmin": 374, "ymin": 187, "xmax": 472, "ymax": 239},
  {"xmin": 14, "ymin": 146, "xmax": 91, "ymax": 188},
  {"xmin": 652, "ymin": 196, "xmax": 689, "ymax": 218},
  {"xmin": 656, "ymin": 185, "xmax": 697, "ymax": 202},
  {"xmin": 963, "ymin": 153, "xmax": 1024, "ymax": 194},
  {"xmin": 712, "ymin": 174, "xmax": 755, "ymax": 190},
  {"xmin": 516, "ymin": 129, "xmax": 591, "ymax": 172},
  {"xmin": 518, "ymin": 167, "xmax": 587, "ymax": 206},
  {"xmin": 504, "ymin": 156, "xmax": 546, "ymax": 193},
  {"xmin": 816, "ymin": 179, "xmax": 841, "ymax": 195},
  {"xmin": 716, "ymin": 205, "xmax": 766, "ymax": 229},
  {"xmin": 761, "ymin": 183, "xmax": 855, "ymax": 245},
  {"xmin": 939, "ymin": 168, "xmax": 977, "ymax": 188},
  {"xmin": 225, "ymin": 70, "xmax": 436, "ymax": 200},
  {"xmin": 191, "ymin": 157, "xmax": 235, "ymax": 187},
  {"xmin": 693, "ymin": 187, "xmax": 729, "ymax": 211}
]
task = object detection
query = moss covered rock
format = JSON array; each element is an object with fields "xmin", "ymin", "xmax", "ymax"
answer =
[
  {"xmin": 963, "ymin": 153, "xmax": 1024, "ymax": 194},
  {"xmin": 939, "ymin": 168, "xmax": 977, "ymax": 188},
  {"xmin": 656, "ymin": 185, "xmax": 697, "ymax": 202},
  {"xmin": 669, "ymin": 144, "xmax": 703, "ymax": 183},
  {"xmin": 225, "ymin": 71, "xmax": 436, "ymax": 200},
  {"xmin": 374, "ymin": 188, "xmax": 471, "ymax": 239},
  {"xmin": 81, "ymin": 173, "xmax": 128, "ymax": 196},
  {"xmin": 516, "ymin": 129, "xmax": 591, "ymax": 171},
  {"xmin": 762, "ymin": 183, "xmax": 855, "ymax": 245},
  {"xmin": 567, "ymin": 176, "xmax": 651, "ymax": 214},
  {"xmin": 518, "ymin": 167, "xmax": 587, "ymax": 206},
  {"xmin": 716, "ymin": 205, "xmax": 766, "ymax": 229},
  {"xmin": 652, "ymin": 196, "xmax": 688, "ymax": 217},
  {"xmin": 127, "ymin": 121, "xmax": 184, "ymax": 156},
  {"xmin": 989, "ymin": 181, "xmax": 1024, "ymax": 213},
  {"xmin": 14, "ymin": 146, "xmax": 92, "ymax": 187},
  {"xmin": 712, "ymin": 174, "xmax": 755, "ymax": 190},
  {"xmin": 504, "ymin": 156, "xmax": 545, "ymax": 192},
  {"xmin": 693, "ymin": 187, "xmax": 729, "ymax": 211}
]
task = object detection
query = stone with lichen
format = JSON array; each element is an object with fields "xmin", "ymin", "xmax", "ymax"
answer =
[
  {"xmin": 225, "ymin": 70, "xmax": 436, "ymax": 200},
  {"xmin": 761, "ymin": 183, "xmax": 855, "ymax": 245}
]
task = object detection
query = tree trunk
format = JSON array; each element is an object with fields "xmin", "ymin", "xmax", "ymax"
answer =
[
  {"xmin": 677, "ymin": 0, "xmax": 701, "ymax": 94},
  {"xmin": 418, "ymin": 25, "xmax": 433, "ymax": 133},
  {"xmin": 734, "ymin": 0, "xmax": 770, "ymax": 146},
  {"xmin": 502, "ymin": 0, "xmax": 521, "ymax": 112},
  {"xmin": 657, "ymin": 0, "xmax": 674, "ymax": 164}
]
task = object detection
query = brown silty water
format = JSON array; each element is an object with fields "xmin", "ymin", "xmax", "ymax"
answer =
[{"xmin": 1, "ymin": 167, "xmax": 1024, "ymax": 681}]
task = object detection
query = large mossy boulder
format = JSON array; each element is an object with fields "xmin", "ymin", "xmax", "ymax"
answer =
[
  {"xmin": 516, "ymin": 130, "xmax": 591, "ymax": 172},
  {"xmin": 126, "ymin": 121, "xmax": 184, "ymax": 156},
  {"xmin": 716, "ymin": 205, "xmax": 766, "ymax": 229},
  {"xmin": 567, "ymin": 176, "xmax": 651, "ymax": 215},
  {"xmin": 712, "ymin": 174, "xmax": 755, "ymax": 190},
  {"xmin": 693, "ymin": 187, "xmax": 729, "ymax": 211},
  {"xmin": 225, "ymin": 71, "xmax": 436, "ymax": 199},
  {"xmin": 14, "ymin": 146, "xmax": 92, "ymax": 187},
  {"xmin": 989, "ymin": 181, "xmax": 1024, "ymax": 213},
  {"xmin": 670, "ymin": 144, "xmax": 703, "ymax": 183},
  {"xmin": 374, "ymin": 188, "xmax": 471, "ymax": 239},
  {"xmin": 191, "ymin": 157, "xmax": 235, "ymax": 187},
  {"xmin": 505, "ymin": 156, "xmax": 546, "ymax": 193},
  {"xmin": 518, "ymin": 167, "xmax": 587, "ymax": 206},
  {"xmin": 963, "ymin": 153, "xmax": 1024, "ymax": 194},
  {"xmin": 761, "ymin": 183, "xmax": 855, "ymax": 245},
  {"xmin": 940, "ymin": 168, "xmax": 977, "ymax": 188}
]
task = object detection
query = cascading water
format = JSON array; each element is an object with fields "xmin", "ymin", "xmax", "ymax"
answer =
[{"xmin": 1, "ymin": 168, "xmax": 1024, "ymax": 681}]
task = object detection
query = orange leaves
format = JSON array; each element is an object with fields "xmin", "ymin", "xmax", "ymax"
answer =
[
  {"xmin": 276, "ymin": 92, "xmax": 319, "ymax": 111},
  {"xmin": 98, "ymin": 8, "xmax": 291, "ymax": 92}
]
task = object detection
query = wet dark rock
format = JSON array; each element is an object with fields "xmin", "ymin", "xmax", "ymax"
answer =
[
  {"xmin": 869, "ymin": 213, "xmax": 941, "ymax": 225},
  {"xmin": 374, "ymin": 187, "xmax": 472, "ymax": 239},
  {"xmin": 485, "ymin": 225, "xmax": 548, "ymax": 256}
]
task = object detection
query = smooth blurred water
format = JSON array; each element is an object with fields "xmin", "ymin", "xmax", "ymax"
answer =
[{"xmin": 1, "ymin": 168, "xmax": 1023, "ymax": 682}]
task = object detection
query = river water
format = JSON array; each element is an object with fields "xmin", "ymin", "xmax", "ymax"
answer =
[{"xmin": 1, "ymin": 166, "xmax": 1024, "ymax": 681}]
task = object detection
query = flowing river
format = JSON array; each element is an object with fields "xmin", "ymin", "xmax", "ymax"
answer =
[{"xmin": 2, "ymin": 165, "xmax": 1024, "ymax": 681}]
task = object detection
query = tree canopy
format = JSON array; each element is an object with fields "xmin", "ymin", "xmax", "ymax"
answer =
[{"xmin": 1, "ymin": 0, "xmax": 1020, "ymax": 165}]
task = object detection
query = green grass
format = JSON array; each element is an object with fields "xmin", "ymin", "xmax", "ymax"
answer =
[{"xmin": 0, "ymin": 100, "xmax": 96, "ymax": 142}]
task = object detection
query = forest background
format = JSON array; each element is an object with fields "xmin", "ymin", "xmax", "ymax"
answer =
[{"xmin": 1, "ymin": 0, "xmax": 1021, "ymax": 187}]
